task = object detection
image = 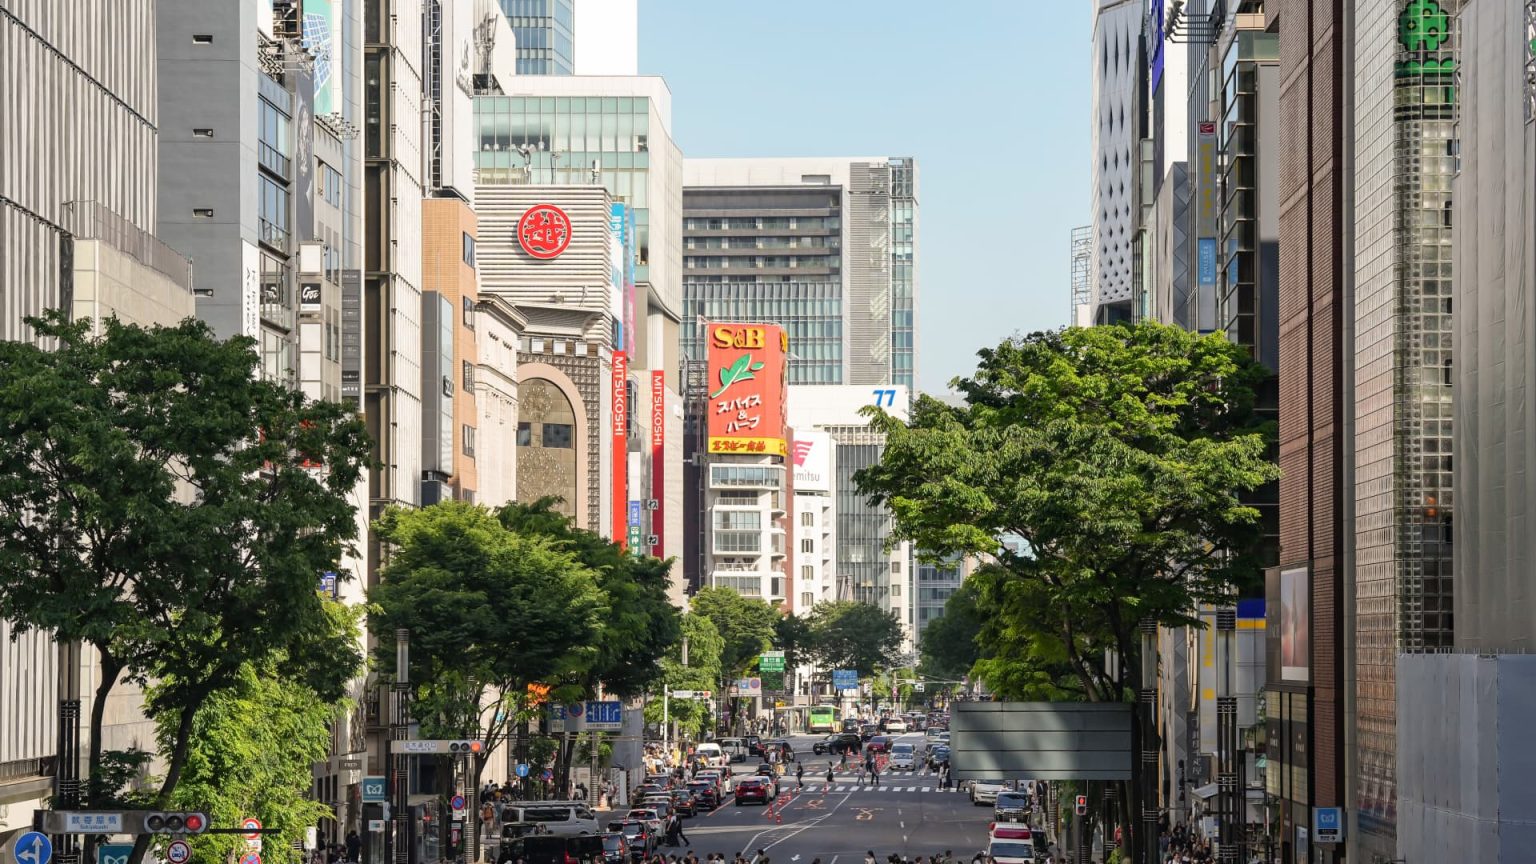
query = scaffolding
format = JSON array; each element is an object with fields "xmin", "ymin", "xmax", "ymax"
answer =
[{"xmin": 1071, "ymin": 225, "xmax": 1092, "ymax": 325}]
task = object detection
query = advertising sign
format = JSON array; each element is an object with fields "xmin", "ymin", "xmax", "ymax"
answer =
[
  {"xmin": 517, "ymin": 204, "xmax": 572, "ymax": 260},
  {"xmin": 1148, "ymin": 0, "xmax": 1165, "ymax": 91},
  {"xmin": 650, "ymin": 370, "xmax": 666, "ymax": 556},
  {"xmin": 611, "ymin": 352, "xmax": 629, "ymax": 547},
  {"xmin": 1313, "ymin": 807, "xmax": 1343, "ymax": 844},
  {"xmin": 1280, "ymin": 567, "xmax": 1310, "ymax": 681},
  {"xmin": 791, "ymin": 430, "xmax": 832, "ymax": 493},
  {"xmin": 1197, "ymin": 238, "xmax": 1218, "ymax": 286},
  {"xmin": 706, "ymin": 323, "xmax": 789, "ymax": 456},
  {"xmin": 300, "ymin": 1, "xmax": 340, "ymax": 116}
]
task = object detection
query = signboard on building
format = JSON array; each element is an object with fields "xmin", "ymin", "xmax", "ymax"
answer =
[
  {"xmin": 1280, "ymin": 567, "xmax": 1310, "ymax": 682},
  {"xmin": 791, "ymin": 430, "xmax": 832, "ymax": 493},
  {"xmin": 517, "ymin": 204, "xmax": 572, "ymax": 260},
  {"xmin": 706, "ymin": 323, "xmax": 789, "ymax": 456},
  {"xmin": 650, "ymin": 371, "xmax": 666, "ymax": 556},
  {"xmin": 612, "ymin": 352, "xmax": 629, "ymax": 547},
  {"xmin": 1312, "ymin": 807, "xmax": 1343, "ymax": 844}
]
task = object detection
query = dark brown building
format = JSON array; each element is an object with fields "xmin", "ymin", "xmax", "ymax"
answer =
[{"xmin": 1268, "ymin": 1, "xmax": 1349, "ymax": 863}]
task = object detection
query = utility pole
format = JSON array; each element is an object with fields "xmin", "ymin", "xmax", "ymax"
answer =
[{"xmin": 390, "ymin": 629, "xmax": 411, "ymax": 864}]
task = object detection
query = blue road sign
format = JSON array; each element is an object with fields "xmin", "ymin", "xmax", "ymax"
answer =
[
  {"xmin": 362, "ymin": 775, "xmax": 387, "ymax": 802},
  {"xmin": 515, "ymin": 763, "xmax": 530, "ymax": 778},
  {"xmin": 832, "ymin": 669, "xmax": 858, "ymax": 691},
  {"xmin": 451, "ymin": 794, "xmax": 465, "ymax": 811},
  {"xmin": 96, "ymin": 845, "xmax": 134, "ymax": 864},
  {"xmin": 15, "ymin": 832, "xmax": 52, "ymax": 864},
  {"xmin": 1313, "ymin": 807, "xmax": 1343, "ymax": 844},
  {"xmin": 584, "ymin": 700, "xmax": 623, "ymax": 730}
]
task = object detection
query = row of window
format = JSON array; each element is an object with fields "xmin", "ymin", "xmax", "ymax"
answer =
[
  {"xmin": 684, "ymin": 216, "xmax": 841, "ymax": 231},
  {"xmin": 685, "ymin": 236, "xmax": 839, "ymax": 250},
  {"xmin": 516, "ymin": 421, "xmax": 574, "ymax": 448},
  {"xmin": 685, "ymin": 256, "xmax": 840, "ymax": 270}
]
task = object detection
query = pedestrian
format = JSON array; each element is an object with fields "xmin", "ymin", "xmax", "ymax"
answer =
[
  {"xmin": 864, "ymin": 853, "xmax": 876, "ymax": 864},
  {"xmin": 674, "ymin": 813, "xmax": 690, "ymax": 848},
  {"xmin": 796, "ymin": 762, "xmax": 805, "ymax": 790},
  {"xmin": 345, "ymin": 831, "xmax": 361, "ymax": 863}
]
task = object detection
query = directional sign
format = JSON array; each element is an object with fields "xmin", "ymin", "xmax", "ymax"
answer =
[
  {"xmin": 58, "ymin": 812, "xmax": 125, "ymax": 833},
  {"xmin": 362, "ymin": 776, "xmax": 386, "ymax": 802},
  {"xmin": 759, "ymin": 652, "xmax": 785, "ymax": 672},
  {"xmin": 1313, "ymin": 807, "xmax": 1343, "ymax": 844},
  {"xmin": 584, "ymin": 700, "xmax": 623, "ymax": 731},
  {"xmin": 166, "ymin": 841, "xmax": 192, "ymax": 864},
  {"xmin": 671, "ymin": 690, "xmax": 695, "ymax": 699},
  {"xmin": 450, "ymin": 795, "xmax": 465, "ymax": 812},
  {"xmin": 515, "ymin": 763, "xmax": 530, "ymax": 778},
  {"xmin": 397, "ymin": 740, "xmax": 483, "ymax": 755},
  {"xmin": 14, "ymin": 833, "xmax": 51, "ymax": 864},
  {"xmin": 96, "ymin": 845, "xmax": 133, "ymax": 864}
]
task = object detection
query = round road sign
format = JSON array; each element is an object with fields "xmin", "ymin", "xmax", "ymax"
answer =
[
  {"xmin": 166, "ymin": 841, "xmax": 192, "ymax": 864},
  {"xmin": 239, "ymin": 854, "xmax": 261, "ymax": 864},
  {"xmin": 450, "ymin": 795, "xmax": 465, "ymax": 812},
  {"xmin": 241, "ymin": 819, "xmax": 262, "ymax": 840}
]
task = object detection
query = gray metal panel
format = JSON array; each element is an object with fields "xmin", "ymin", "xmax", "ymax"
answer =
[{"xmin": 949, "ymin": 702, "xmax": 1132, "ymax": 781}]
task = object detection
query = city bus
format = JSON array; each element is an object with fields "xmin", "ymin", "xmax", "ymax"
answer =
[{"xmin": 807, "ymin": 704, "xmax": 840, "ymax": 734}]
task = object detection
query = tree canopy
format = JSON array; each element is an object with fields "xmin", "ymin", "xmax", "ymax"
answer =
[
  {"xmin": 644, "ymin": 612, "xmax": 724, "ymax": 737},
  {"xmin": 857, "ymin": 323, "xmax": 1277, "ymax": 702},
  {"xmin": 369, "ymin": 501, "xmax": 605, "ymax": 760},
  {"xmin": 689, "ymin": 586, "xmax": 779, "ymax": 678},
  {"xmin": 802, "ymin": 601, "xmax": 904, "ymax": 677},
  {"xmin": 916, "ymin": 580, "xmax": 984, "ymax": 682},
  {"xmin": 0, "ymin": 310, "xmax": 371, "ymax": 834}
]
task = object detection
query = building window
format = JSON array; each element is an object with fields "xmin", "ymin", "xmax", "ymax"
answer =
[
  {"xmin": 258, "ymin": 98, "xmax": 291, "ymax": 177},
  {"xmin": 461, "ymin": 424, "xmax": 476, "ymax": 458},
  {"xmin": 800, "ymin": 511, "xmax": 814, "ymax": 527},
  {"xmin": 517, "ymin": 422, "xmax": 532, "ymax": 446},
  {"xmin": 890, "ymin": 583, "xmax": 901, "ymax": 596},
  {"xmin": 801, "ymin": 565, "xmax": 813, "ymax": 582},
  {"xmin": 463, "ymin": 360, "xmax": 475, "ymax": 392},
  {"xmin": 891, "ymin": 560, "xmax": 901, "ymax": 573},
  {"xmin": 714, "ymin": 511, "xmax": 762, "ymax": 531},
  {"xmin": 541, "ymin": 423, "xmax": 574, "ymax": 448},
  {"xmin": 463, "ymin": 232, "xmax": 476, "ymax": 266},
  {"xmin": 800, "ymin": 538, "xmax": 814, "ymax": 554},
  {"xmin": 713, "ymin": 531, "xmax": 761, "ymax": 554},
  {"xmin": 258, "ymin": 175, "xmax": 290, "ymax": 250},
  {"xmin": 800, "ymin": 592, "xmax": 813, "ymax": 608},
  {"xmin": 463, "ymin": 295, "xmax": 476, "ymax": 329}
]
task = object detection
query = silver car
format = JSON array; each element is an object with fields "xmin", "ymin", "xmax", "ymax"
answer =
[{"xmin": 969, "ymin": 778, "xmax": 1011, "ymax": 806}]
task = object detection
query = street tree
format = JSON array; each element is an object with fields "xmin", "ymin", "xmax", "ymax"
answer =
[
  {"xmin": 802, "ymin": 601, "xmax": 903, "ymax": 677},
  {"xmin": 916, "ymin": 580, "xmax": 985, "ymax": 682},
  {"xmin": 496, "ymin": 498, "xmax": 681, "ymax": 698},
  {"xmin": 0, "ymin": 311, "xmax": 371, "ymax": 834},
  {"xmin": 369, "ymin": 501, "xmax": 606, "ymax": 778},
  {"xmin": 645, "ymin": 612, "xmax": 724, "ymax": 738},
  {"xmin": 689, "ymin": 586, "xmax": 778, "ymax": 676},
  {"xmin": 856, "ymin": 323, "xmax": 1276, "ymax": 854}
]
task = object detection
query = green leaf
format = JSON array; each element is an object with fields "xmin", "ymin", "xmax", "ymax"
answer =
[{"xmin": 749, "ymin": 362, "xmax": 765, "ymax": 371}]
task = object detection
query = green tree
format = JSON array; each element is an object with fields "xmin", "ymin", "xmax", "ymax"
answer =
[
  {"xmin": 645, "ymin": 613, "xmax": 724, "ymax": 738},
  {"xmin": 916, "ymin": 580, "xmax": 984, "ymax": 682},
  {"xmin": 856, "ymin": 323, "xmax": 1276, "ymax": 856},
  {"xmin": 689, "ymin": 586, "xmax": 778, "ymax": 677},
  {"xmin": 496, "ymin": 498, "xmax": 681, "ymax": 698},
  {"xmin": 772, "ymin": 612, "xmax": 813, "ymax": 671},
  {"xmin": 0, "ymin": 311, "xmax": 370, "ymax": 836},
  {"xmin": 159, "ymin": 602, "xmax": 363, "ymax": 864},
  {"xmin": 369, "ymin": 501, "xmax": 606, "ymax": 776},
  {"xmin": 803, "ymin": 601, "xmax": 903, "ymax": 677}
]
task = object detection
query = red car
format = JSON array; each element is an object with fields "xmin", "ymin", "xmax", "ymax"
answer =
[
  {"xmin": 865, "ymin": 735, "xmax": 893, "ymax": 754},
  {"xmin": 734, "ymin": 776, "xmax": 772, "ymax": 805}
]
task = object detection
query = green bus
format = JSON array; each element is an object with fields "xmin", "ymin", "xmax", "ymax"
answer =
[{"xmin": 808, "ymin": 705, "xmax": 840, "ymax": 734}]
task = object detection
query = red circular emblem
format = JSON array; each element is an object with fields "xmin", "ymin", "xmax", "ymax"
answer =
[{"xmin": 517, "ymin": 204, "xmax": 572, "ymax": 260}]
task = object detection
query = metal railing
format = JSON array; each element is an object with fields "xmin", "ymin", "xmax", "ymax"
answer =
[{"xmin": 61, "ymin": 201, "xmax": 194, "ymax": 291}]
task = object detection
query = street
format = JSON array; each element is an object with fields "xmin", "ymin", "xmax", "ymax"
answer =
[{"xmin": 659, "ymin": 736, "xmax": 996, "ymax": 861}]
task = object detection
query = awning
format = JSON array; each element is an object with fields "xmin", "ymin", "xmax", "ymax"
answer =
[{"xmin": 1192, "ymin": 783, "xmax": 1219, "ymax": 800}]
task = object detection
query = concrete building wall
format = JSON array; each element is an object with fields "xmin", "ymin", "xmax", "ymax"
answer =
[
  {"xmin": 1090, "ymin": 0, "xmax": 1142, "ymax": 319},
  {"xmin": 475, "ymin": 297, "xmax": 523, "ymax": 509},
  {"xmin": 422, "ymin": 198, "xmax": 481, "ymax": 501}
]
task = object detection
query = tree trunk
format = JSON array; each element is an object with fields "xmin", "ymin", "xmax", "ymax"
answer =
[
  {"xmin": 129, "ymin": 704, "xmax": 198, "ymax": 864},
  {"xmin": 86, "ymin": 647, "xmax": 123, "ymax": 802}
]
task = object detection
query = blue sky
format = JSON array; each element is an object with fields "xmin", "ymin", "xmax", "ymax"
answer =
[{"xmin": 638, "ymin": 0, "xmax": 1091, "ymax": 395}]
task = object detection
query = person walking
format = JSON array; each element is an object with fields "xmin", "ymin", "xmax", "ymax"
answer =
[
  {"xmin": 673, "ymin": 812, "xmax": 691, "ymax": 848},
  {"xmin": 795, "ymin": 762, "xmax": 805, "ymax": 790}
]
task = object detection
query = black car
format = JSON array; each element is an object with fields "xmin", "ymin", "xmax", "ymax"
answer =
[
  {"xmin": 812, "ymin": 732, "xmax": 862, "ymax": 755},
  {"xmin": 927, "ymin": 744, "xmax": 951, "ymax": 769},
  {"xmin": 599, "ymin": 833, "xmax": 629, "ymax": 864},
  {"xmin": 499, "ymin": 834, "xmax": 604, "ymax": 864},
  {"xmin": 669, "ymin": 788, "xmax": 696, "ymax": 816},
  {"xmin": 764, "ymin": 738, "xmax": 796, "ymax": 761},
  {"xmin": 687, "ymin": 780, "xmax": 719, "ymax": 810},
  {"xmin": 744, "ymin": 734, "xmax": 763, "ymax": 756},
  {"xmin": 606, "ymin": 821, "xmax": 655, "ymax": 861}
]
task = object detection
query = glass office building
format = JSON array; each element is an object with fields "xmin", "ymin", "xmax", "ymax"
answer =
[{"xmin": 497, "ymin": 0, "xmax": 573, "ymax": 75}]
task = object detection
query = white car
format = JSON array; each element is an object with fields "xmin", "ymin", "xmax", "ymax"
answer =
[
  {"xmin": 969, "ymin": 778, "xmax": 1011, "ymax": 805},
  {"xmin": 887, "ymin": 742, "xmax": 917, "ymax": 770},
  {"xmin": 987, "ymin": 825, "xmax": 1036, "ymax": 864},
  {"xmin": 694, "ymin": 742, "xmax": 726, "ymax": 768},
  {"xmin": 884, "ymin": 718, "xmax": 908, "ymax": 733}
]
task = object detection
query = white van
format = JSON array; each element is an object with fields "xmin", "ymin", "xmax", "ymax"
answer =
[
  {"xmin": 884, "ymin": 717, "xmax": 908, "ymax": 734},
  {"xmin": 695, "ymin": 742, "xmax": 725, "ymax": 768},
  {"xmin": 500, "ymin": 802, "xmax": 599, "ymax": 836},
  {"xmin": 888, "ymin": 742, "xmax": 917, "ymax": 770}
]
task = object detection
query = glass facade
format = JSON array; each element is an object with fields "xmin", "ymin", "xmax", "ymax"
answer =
[
  {"xmin": 825, "ymin": 425, "xmax": 897, "ymax": 613},
  {"xmin": 916, "ymin": 555, "xmax": 963, "ymax": 638},
  {"xmin": 475, "ymin": 95, "xmax": 654, "ymax": 281},
  {"xmin": 1353, "ymin": 0, "xmax": 1459, "ymax": 853},
  {"xmin": 498, "ymin": 0, "xmax": 573, "ymax": 75},
  {"xmin": 889, "ymin": 158, "xmax": 916, "ymax": 390}
]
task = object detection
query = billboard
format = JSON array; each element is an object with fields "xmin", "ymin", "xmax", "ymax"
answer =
[
  {"xmin": 300, "ymin": 0, "xmax": 340, "ymax": 116},
  {"xmin": 611, "ymin": 352, "xmax": 629, "ymax": 547},
  {"xmin": 791, "ymin": 430, "xmax": 832, "ymax": 494},
  {"xmin": 1280, "ymin": 567, "xmax": 1309, "ymax": 681},
  {"xmin": 706, "ymin": 323, "xmax": 788, "ymax": 456},
  {"xmin": 650, "ymin": 371, "xmax": 666, "ymax": 556}
]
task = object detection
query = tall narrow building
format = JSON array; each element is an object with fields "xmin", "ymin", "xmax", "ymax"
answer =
[
  {"xmin": 1351, "ymin": 0, "xmax": 1461, "ymax": 856},
  {"xmin": 1089, "ymin": 0, "xmax": 1143, "ymax": 324}
]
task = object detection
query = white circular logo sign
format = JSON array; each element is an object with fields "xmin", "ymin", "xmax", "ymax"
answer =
[{"xmin": 167, "ymin": 841, "xmax": 192, "ymax": 864}]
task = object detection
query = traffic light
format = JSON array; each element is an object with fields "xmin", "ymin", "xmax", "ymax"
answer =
[
  {"xmin": 144, "ymin": 812, "xmax": 209, "ymax": 835},
  {"xmin": 448, "ymin": 740, "xmax": 483, "ymax": 756},
  {"xmin": 1074, "ymin": 795, "xmax": 1088, "ymax": 817}
]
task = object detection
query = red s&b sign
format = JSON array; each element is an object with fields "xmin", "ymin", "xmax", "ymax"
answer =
[{"xmin": 517, "ymin": 203, "xmax": 572, "ymax": 259}]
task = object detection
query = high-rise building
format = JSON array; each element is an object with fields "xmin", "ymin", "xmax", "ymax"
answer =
[
  {"xmin": 499, "ymin": 0, "xmax": 573, "ymax": 74},
  {"xmin": 1351, "ymin": 0, "xmax": 1461, "ymax": 856},
  {"xmin": 1394, "ymin": 2, "xmax": 1534, "ymax": 862},
  {"xmin": 790, "ymin": 430, "xmax": 836, "ymax": 614},
  {"xmin": 1090, "ymin": 0, "xmax": 1143, "ymax": 324},
  {"xmin": 1268, "ymin": 1, "xmax": 1352, "ymax": 862},
  {"xmin": 681, "ymin": 157, "xmax": 919, "ymax": 392},
  {"xmin": 1, "ymin": 0, "xmax": 198, "ymax": 836}
]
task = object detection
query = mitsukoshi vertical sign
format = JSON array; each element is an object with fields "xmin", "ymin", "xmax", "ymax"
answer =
[
  {"xmin": 706, "ymin": 323, "xmax": 789, "ymax": 456},
  {"xmin": 650, "ymin": 370, "xmax": 666, "ymax": 556},
  {"xmin": 611, "ymin": 352, "xmax": 628, "ymax": 548}
]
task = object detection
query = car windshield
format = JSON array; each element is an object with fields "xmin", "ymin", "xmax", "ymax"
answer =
[
  {"xmin": 990, "ymin": 843, "xmax": 1032, "ymax": 858},
  {"xmin": 602, "ymin": 836, "xmax": 623, "ymax": 851},
  {"xmin": 892, "ymin": 744, "xmax": 913, "ymax": 753},
  {"xmin": 997, "ymin": 793, "xmax": 1029, "ymax": 806}
]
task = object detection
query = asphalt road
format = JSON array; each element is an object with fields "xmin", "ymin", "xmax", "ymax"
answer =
[{"xmin": 662, "ymin": 734, "xmax": 996, "ymax": 862}]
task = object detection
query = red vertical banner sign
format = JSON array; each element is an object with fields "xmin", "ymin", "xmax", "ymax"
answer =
[
  {"xmin": 650, "ymin": 370, "xmax": 666, "ymax": 557},
  {"xmin": 611, "ymin": 352, "xmax": 629, "ymax": 548}
]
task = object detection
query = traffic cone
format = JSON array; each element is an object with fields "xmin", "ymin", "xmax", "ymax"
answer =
[{"xmin": 776, "ymin": 812, "xmax": 782, "ymax": 824}]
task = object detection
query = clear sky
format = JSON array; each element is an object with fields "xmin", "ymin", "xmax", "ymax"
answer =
[{"xmin": 638, "ymin": 0, "xmax": 1091, "ymax": 396}]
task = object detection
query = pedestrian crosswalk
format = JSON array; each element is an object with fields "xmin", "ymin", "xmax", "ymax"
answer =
[{"xmin": 812, "ymin": 784, "xmax": 963, "ymax": 793}]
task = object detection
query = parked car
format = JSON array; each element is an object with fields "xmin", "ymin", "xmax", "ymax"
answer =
[
  {"xmin": 734, "ymin": 776, "xmax": 773, "ymax": 805},
  {"xmin": 812, "ymin": 732, "xmax": 862, "ymax": 755}
]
